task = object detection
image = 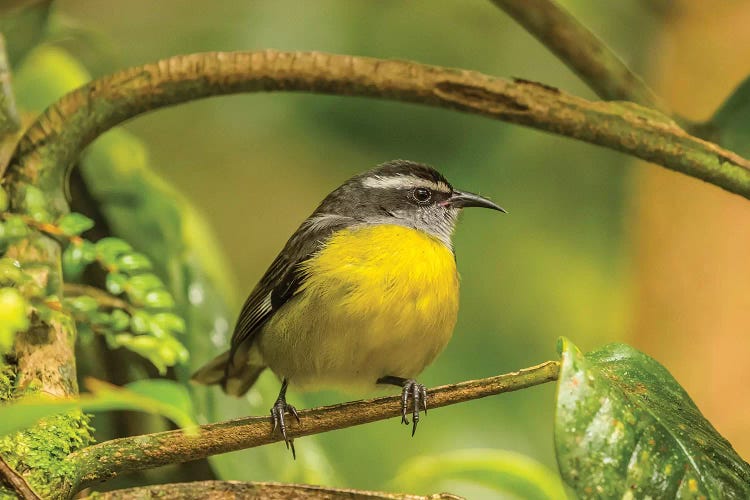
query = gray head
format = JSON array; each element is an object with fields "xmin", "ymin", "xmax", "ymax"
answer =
[{"xmin": 310, "ymin": 160, "xmax": 505, "ymax": 249}]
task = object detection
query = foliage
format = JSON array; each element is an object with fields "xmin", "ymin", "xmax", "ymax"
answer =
[
  {"xmin": 392, "ymin": 449, "xmax": 567, "ymax": 499},
  {"xmin": 555, "ymin": 338, "xmax": 750, "ymax": 497},
  {"xmin": 1, "ymin": 1, "xmax": 750, "ymax": 499},
  {"xmin": 0, "ymin": 378, "xmax": 196, "ymax": 437}
]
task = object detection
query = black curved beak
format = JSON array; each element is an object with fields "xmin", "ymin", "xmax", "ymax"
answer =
[{"xmin": 449, "ymin": 190, "xmax": 507, "ymax": 213}]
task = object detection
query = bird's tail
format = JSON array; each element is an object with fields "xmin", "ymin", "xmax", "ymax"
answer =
[{"xmin": 190, "ymin": 348, "xmax": 266, "ymax": 397}]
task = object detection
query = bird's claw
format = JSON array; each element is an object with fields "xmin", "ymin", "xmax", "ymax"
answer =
[
  {"xmin": 270, "ymin": 398, "xmax": 299, "ymax": 458},
  {"xmin": 400, "ymin": 379, "xmax": 428, "ymax": 436}
]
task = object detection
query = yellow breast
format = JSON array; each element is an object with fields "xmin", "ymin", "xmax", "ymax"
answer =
[{"xmin": 259, "ymin": 224, "xmax": 460, "ymax": 391}]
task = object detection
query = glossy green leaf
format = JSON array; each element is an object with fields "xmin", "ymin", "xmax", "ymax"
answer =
[
  {"xmin": 711, "ymin": 75, "xmax": 750, "ymax": 158},
  {"xmin": 56, "ymin": 212, "xmax": 94, "ymax": 237},
  {"xmin": 392, "ymin": 449, "xmax": 567, "ymax": 500},
  {"xmin": 555, "ymin": 338, "xmax": 750, "ymax": 498},
  {"xmin": 0, "ymin": 378, "xmax": 197, "ymax": 438}
]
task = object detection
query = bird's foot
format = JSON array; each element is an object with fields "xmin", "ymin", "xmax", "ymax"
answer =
[
  {"xmin": 270, "ymin": 397, "xmax": 300, "ymax": 458},
  {"xmin": 399, "ymin": 379, "xmax": 428, "ymax": 436}
]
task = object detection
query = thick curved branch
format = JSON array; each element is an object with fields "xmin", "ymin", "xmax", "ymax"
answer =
[
  {"xmin": 489, "ymin": 0, "xmax": 663, "ymax": 110},
  {"xmin": 4, "ymin": 51, "xmax": 750, "ymax": 212},
  {"xmin": 86, "ymin": 480, "xmax": 461, "ymax": 500},
  {"xmin": 66, "ymin": 361, "xmax": 559, "ymax": 494}
]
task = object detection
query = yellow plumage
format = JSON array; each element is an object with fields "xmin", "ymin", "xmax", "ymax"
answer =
[{"xmin": 257, "ymin": 224, "xmax": 460, "ymax": 391}]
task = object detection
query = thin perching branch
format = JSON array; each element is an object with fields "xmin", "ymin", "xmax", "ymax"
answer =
[
  {"xmin": 5, "ymin": 51, "xmax": 750, "ymax": 214},
  {"xmin": 65, "ymin": 361, "xmax": 559, "ymax": 494},
  {"xmin": 84, "ymin": 480, "xmax": 462, "ymax": 500},
  {"xmin": 489, "ymin": 0, "xmax": 664, "ymax": 110}
]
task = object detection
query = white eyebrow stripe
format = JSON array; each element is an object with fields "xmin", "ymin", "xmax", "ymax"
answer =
[{"xmin": 361, "ymin": 175, "xmax": 450, "ymax": 192}]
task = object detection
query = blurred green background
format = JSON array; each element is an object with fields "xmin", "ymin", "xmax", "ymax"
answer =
[{"xmin": 4, "ymin": 0, "xmax": 672, "ymax": 497}]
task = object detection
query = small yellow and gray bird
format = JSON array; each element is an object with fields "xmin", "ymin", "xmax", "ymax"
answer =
[{"xmin": 192, "ymin": 160, "xmax": 504, "ymax": 454}]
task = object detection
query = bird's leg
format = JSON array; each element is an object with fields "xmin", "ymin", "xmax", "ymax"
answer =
[
  {"xmin": 376, "ymin": 375, "xmax": 428, "ymax": 436},
  {"xmin": 270, "ymin": 378, "xmax": 300, "ymax": 458}
]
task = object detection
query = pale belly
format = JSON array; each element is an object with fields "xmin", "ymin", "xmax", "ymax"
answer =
[{"xmin": 257, "ymin": 224, "xmax": 460, "ymax": 392}]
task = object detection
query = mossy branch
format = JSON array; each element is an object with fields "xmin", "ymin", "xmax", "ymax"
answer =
[
  {"xmin": 64, "ymin": 361, "xmax": 559, "ymax": 495},
  {"xmin": 5, "ymin": 51, "xmax": 750, "ymax": 214},
  {"xmin": 489, "ymin": 0, "xmax": 664, "ymax": 110},
  {"xmin": 84, "ymin": 480, "xmax": 461, "ymax": 500}
]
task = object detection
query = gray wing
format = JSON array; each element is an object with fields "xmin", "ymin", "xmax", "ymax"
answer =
[{"xmin": 228, "ymin": 214, "xmax": 353, "ymax": 362}]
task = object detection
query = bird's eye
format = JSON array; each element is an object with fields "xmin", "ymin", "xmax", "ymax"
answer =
[{"xmin": 413, "ymin": 187, "xmax": 432, "ymax": 203}]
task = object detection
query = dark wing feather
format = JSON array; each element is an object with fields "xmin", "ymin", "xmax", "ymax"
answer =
[{"xmin": 228, "ymin": 215, "xmax": 352, "ymax": 362}]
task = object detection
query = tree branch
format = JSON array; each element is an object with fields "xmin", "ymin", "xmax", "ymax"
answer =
[
  {"xmin": 84, "ymin": 480, "xmax": 462, "ymax": 500},
  {"xmin": 65, "ymin": 361, "xmax": 559, "ymax": 494},
  {"xmin": 0, "ymin": 457, "xmax": 41, "ymax": 500},
  {"xmin": 4, "ymin": 51, "xmax": 750, "ymax": 214},
  {"xmin": 489, "ymin": 0, "xmax": 663, "ymax": 110}
]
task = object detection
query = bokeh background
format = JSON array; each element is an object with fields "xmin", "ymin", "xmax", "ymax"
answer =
[{"xmin": 5, "ymin": 0, "xmax": 750, "ymax": 497}]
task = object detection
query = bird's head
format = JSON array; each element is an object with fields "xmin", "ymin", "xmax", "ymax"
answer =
[{"xmin": 314, "ymin": 160, "xmax": 505, "ymax": 248}]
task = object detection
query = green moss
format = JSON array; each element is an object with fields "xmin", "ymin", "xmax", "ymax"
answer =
[{"xmin": 0, "ymin": 410, "xmax": 94, "ymax": 498}]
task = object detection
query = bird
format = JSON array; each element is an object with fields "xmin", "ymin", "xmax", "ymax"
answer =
[{"xmin": 191, "ymin": 159, "xmax": 504, "ymax": 456}]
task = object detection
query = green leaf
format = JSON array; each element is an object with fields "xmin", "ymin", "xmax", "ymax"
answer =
[
  {"xmin": 150, "ymin": 312, "xmax": 186, "ymax": 335},
  {"xmin": 2, "ymin": 215, "xmax": 30, "ymax": 240},
  {"xmin": 56, "ymin": 212, "xmax": 94, "ymax": 237},
  {"xmin": 116, "ymin": 252, "xmax": 152, "ymax": 273},
  {"xmin": 105, "ymin": 272, "xmax": 127, "ymax": 295},
  {"xmin": 111, "ymin": 334, "xmax": 165, "ymax": 373},
  {"xmin": 0, "ymin": 378, "xmax": 197, "ymax": 437},
  {"xmin": 555, "ymin": 338, "xmax": 750, "ymax": 498},
  {"xmin": 66, "ymin": 295, "xmax": 98, "ymax": 314},
  {"xmin": 95, "ymin": 237, "xmax": 133, "ymax": 266},
  {"xmin": 142, "ymin": 289, "xmax": 175, "ymax": 309},
  {"xmin": 126, "ymin": 273, "xmax": 164, "ymax": 292},
  {"xmin": 392, "ymin": 449, "xmax": 567, "ymax": 500},
  {"xmin": 61, "ymin": 240, "xmax": 95, "ymax": 281},
  {"xmin": 0, "ymin": 258, "xmax": 24, "ymax": 285},
  {"xmin": 711, "ymin": 75, "xmax": 750, "ymax": 157},
  {"xmin": 109, "ymin": 309, "xmax": 130, "ymax": 332},
  {"xmin": 21, "ymin": 185, "xmax": 50, "ymax": 222},
  {"xmin": 0, "ymin": 288, "xmax": 29, "ymax": 353},
  {"xmin": 124, "ymin": 379, "xmax": 194, "ymax": 423},
  {"xmin": 129, "ymin": 310, "xmax": 151, "ymax": 334}
]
